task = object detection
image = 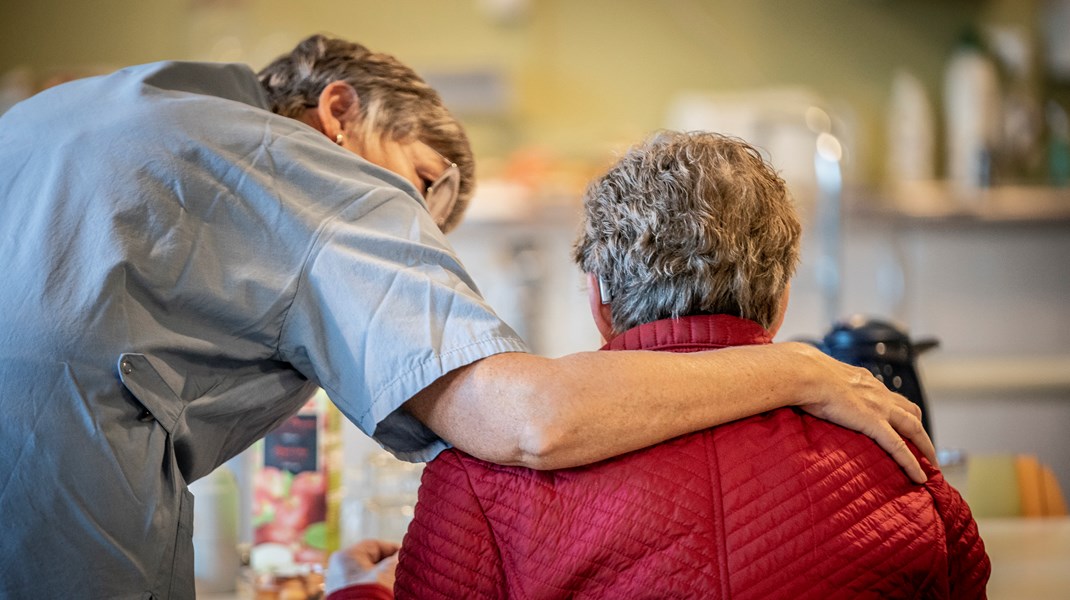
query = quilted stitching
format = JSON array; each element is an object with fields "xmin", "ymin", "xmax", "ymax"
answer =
[
  {"xmin": 604, "ymin": 314, "xmax": 771, "ymax": 352},
  {"xmin": 395, "ymin": 315, "xmax": 989, "ymax": 599},
  {"xmin": 397, "ymin": 450, "xmax": 506, "ymax": 599}
]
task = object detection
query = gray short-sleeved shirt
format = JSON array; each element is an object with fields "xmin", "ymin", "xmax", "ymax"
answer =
[{"xmin": 0, "ymin": 61, "xmax": 527, "ymax": 599}]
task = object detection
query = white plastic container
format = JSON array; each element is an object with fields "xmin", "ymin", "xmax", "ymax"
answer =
[
  {"xmin": 191, "ymin": 465, "xmax": 241, "ymax": 594},
  {"xmin": 887, "ymin": 69, "xmax": 936, "ymax": 184},
  {"xmin": 943, "ymin": 31, "xmax": 1002, "ymax": 191}
]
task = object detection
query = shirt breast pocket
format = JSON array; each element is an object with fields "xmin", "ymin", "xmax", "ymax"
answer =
[{"xmin": 117, "ymin": 352, "xmax": 183, "ymax": 433}]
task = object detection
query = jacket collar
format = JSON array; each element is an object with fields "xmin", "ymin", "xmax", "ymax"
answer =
[{"xmin": 602, "ymin": 314, "xmax": 772, "ymax": 352}]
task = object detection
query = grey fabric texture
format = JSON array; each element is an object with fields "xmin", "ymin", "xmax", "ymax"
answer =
[{"xmin": 0, "ymin": 61, "xmax": 526, "ymax": 599}]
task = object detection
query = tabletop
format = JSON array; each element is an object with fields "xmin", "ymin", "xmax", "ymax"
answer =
[{"xmin": 977, "ymin": 517, "xmax": 1070, "ymax": 599}]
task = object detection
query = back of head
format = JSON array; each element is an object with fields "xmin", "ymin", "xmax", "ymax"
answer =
[
  {"xmin": 573, "ymin": 131, "xmax": 801, "ymax": 332},
  {"xmin": 257, "ymin": 34, "xmax": 475, "ymax": 230}
]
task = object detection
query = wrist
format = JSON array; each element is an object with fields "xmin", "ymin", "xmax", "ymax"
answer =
[{"xmin": 773, "ymin": 342, "xmax": 828, "ymax": 408}]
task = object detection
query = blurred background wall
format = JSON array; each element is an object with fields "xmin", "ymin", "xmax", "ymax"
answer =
[
  {"xmin": 3, "ymin": 0, "xmax": 1068, "ymax": 506},
  {"xmin": 3, "ymin": 0, "xmax": 1057, "ymax": 180}
]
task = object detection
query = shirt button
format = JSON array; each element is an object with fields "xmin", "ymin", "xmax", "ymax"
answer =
[
  {"xmin": 137, "ymin": 407, "xmax": 155, "ymax": 422},
  {"xmin": 120, "ymin": 360, "xmax": 133, "ymax": 374}
]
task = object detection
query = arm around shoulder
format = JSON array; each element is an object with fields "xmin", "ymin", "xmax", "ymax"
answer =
[{"xmin": 406, "ymin": 341, "xmax": 934, "ymax": 482}]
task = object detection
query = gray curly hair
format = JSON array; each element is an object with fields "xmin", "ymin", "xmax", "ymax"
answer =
[
  {"xmin": 258, "ymin": 34, "xmax": 474, "ymax": 231},
  {"xmin": 573, "ymin": 130, "xmax": 801, "ymax": 333}
]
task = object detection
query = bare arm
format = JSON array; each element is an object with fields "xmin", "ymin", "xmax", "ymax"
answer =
[{"xmin": 404, "ymin": 341, "xmax": 936, "ymax": 484}]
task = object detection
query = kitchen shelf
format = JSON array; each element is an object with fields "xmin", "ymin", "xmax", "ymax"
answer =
[
  {"xmin": 921, "ymin": 354, "xmax": 1070, "ymax": 397},
  {"xmin": 848, "ymin": 181, "xmax": 1070, "ymax": 226}
]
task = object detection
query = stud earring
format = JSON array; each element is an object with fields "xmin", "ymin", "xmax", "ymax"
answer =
[{"xmin": 335, "ymin": 133, "xmax": 344, "ymax": 145}]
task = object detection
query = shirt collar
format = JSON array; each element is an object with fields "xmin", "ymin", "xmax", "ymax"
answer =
[{"xmin": 601, "ymin": 314, "xmax": 772, "ymax": 352}]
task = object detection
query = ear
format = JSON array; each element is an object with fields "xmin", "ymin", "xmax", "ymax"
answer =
[
  {"xmin": 586, "ymin": 273, "xmax": 616, "ymax": 342},
  {"xmin": 314, "ymin": 81, "xmax": 361, "ymax": 145}
]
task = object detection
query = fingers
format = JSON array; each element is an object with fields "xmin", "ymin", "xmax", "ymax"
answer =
[
  {"xmin": 788, "ymin": 346, "xmax": 938, "ymax": 484},
  {"xmin": 376, "ymin": 540, "xmax": 401, "ymax": 559},
  {"xmin": 869, "ymin": 421, "xmax": 928, "ymax": 485},
  {"xmin": 888, "ymin": 391, "xmax": 922, "ymax": 421},
  {"xmin": 861, "ymin": 371, "xmax": 937, "ymax": 469},
  {"xmin": 324, "ymin": 539, "xmax": 403, "ymax": 595},
  {"xmin": 347, "ymin": 539, "xmax": 401, "ymax": 567},
  {"xmin": 376, "ymin": 553, "xmax": 400, "ymax": 590},
  {"xmin": 860, "ymin": 374, "xmax": 936, "ymax": 481},
  {"xmin": 889, "ymin": 404, "xmax": 938, "ymax": 467},
  {"xmin": 814, "ymin": 361, "xmax": 936, "ymax": 484}
]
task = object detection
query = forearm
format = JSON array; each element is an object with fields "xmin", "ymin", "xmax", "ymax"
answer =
[
  {"xmin": 406, "ymin": 341, "xmax": 934, "ymax": 482},
  {"xmin": 407, "ymin": 345, "xmax": 810, "ymax": 470}
]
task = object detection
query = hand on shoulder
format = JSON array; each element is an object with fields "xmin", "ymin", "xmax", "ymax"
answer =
[{"xmin": 775, "ymin": 341, "xmax": 936, "ymax": 484}]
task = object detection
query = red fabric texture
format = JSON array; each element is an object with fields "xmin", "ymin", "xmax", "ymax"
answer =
[{"xmin": 395, "ymin": 314, "xmax": 990, "ymax": 599}]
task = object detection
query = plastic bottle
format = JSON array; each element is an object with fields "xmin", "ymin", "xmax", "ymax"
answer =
[
  {"xmin": 943, "ymin": 29, "xmax": 1003, "ymax": 192},
  {"xmin": 191, "ymin": 464, "xmax": 242, "ymax": 593},
  {"xmin": 887, "ymin": 69, "xmax": 936, "ymax": 183}
]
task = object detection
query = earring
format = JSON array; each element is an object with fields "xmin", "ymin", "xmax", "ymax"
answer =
[{"xmin": 335, "ymin": 133, "xmax": 344, "ymax": 145}]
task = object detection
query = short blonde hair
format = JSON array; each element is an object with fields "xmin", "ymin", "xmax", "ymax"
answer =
[
  {"xmin": 573, "ymin": 131, "xmax": 801, "ymax": 332},
  {"xmin": 258, "ymin": 34, "xmax": 474, "ymax": 231}
]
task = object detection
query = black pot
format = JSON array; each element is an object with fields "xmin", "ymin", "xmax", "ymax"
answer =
[{"xmin": 813, "ymin": 316, "xmax": 938, "ymax": 438}]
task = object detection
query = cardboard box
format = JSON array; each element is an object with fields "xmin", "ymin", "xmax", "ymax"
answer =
[{"xmin": 251, "ymin": 389, "xmax": 341, "ymax": 568}]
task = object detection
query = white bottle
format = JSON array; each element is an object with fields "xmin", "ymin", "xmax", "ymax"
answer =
[
  {"xmin": 887, "ymin": 69, "xmax": 936, "ymax": 184},
  {"xmin": 191, "ymin": 464, "xmax": 242, "ymax": 593},
  {"xmin": 943, "ymin": 30, "xmax": 1002, "ymax": 192}
]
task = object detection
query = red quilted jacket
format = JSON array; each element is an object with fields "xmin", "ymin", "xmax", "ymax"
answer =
[{"xmin": 395, "ymin": 315, "xmax": 990, "ymax": 599}]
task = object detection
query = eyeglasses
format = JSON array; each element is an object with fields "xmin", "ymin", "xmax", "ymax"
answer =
[{"xmin": 425, "ymin": 150, "xmax": 460, "ymax": 229}]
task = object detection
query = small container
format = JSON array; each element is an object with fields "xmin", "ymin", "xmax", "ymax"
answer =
[
  {"xmin": 341, "ymin": 451, "xmax": 423, "ymax": 545},
  {"xmin": 191, "ymin": 465, "xmax": 241, "ymax": 594},
  {"xmin": 944, "ymin": 29, "xmax": 1002, "ymax": 192}
]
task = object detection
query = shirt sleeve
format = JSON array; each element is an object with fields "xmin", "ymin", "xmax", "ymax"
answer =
[
  {"xmin": 395, "ymin": 450, "xmax": 507, "ymax": 599},
  {"xmin": 277, "ymin": 184, "xmax": 528, "ymax": 462}
]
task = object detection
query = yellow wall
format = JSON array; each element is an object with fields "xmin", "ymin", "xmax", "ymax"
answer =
[{"xmin": 1, "ymin": 0, "xmax": 1047, "ymax": 182}]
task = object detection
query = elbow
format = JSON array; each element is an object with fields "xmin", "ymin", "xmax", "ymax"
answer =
[
  {"xmin": 463, "ymin": 419, "xmax": 562, "ymax": 470},
  {"xmin": 510, "ymin": 384, "xmax": 577, "ymax": 470},
  {"xmin": 514, "ymin": 420, "xmax": 560, "ymax": 470},
  {"xmin": 462, "ymin": 353, "xmax": 585, "ymax": 470}
]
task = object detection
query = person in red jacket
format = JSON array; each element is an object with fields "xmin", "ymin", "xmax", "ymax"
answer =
[{"xmin": 393, "ymin": 131, "xmax": 990, "ymax": 599}]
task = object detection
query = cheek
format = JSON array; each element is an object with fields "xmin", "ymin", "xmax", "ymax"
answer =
[
  {"xmin": 362, "ymin": 139, "xmax": 421, "ymax": 191},
  {"xmin": 385, "ymin": 144, "xmax": 422, "ymax": 191}
]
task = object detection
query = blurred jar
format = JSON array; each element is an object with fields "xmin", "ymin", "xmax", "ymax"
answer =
[
  {"xmin": 238, "ymin": 559, "xmax": 324, "ymax": 600},
  {"xmin": 341, "ymin": 451, "xmax": 424, "ymax": 546},
  {"xmin": 944, "ymin": 28, "xmax": 1002, "ymax": 192},
  {"xmin": 191, "ymin": 465, "xmax": 241, "ymax": 594}
]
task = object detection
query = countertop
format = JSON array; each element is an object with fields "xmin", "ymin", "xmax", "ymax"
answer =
[{"xmin": 977, "ymin": 516, "xmax": 1070, "ymax": 599}]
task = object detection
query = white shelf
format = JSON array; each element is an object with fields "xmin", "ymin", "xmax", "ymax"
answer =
[
  {"xmin": 850, "ymin": 181, "xmax": 1070, "ymax": 224},
  {"xmin": 922, "ymin": 354, "xmax": 1070, "ymax": 396}
]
